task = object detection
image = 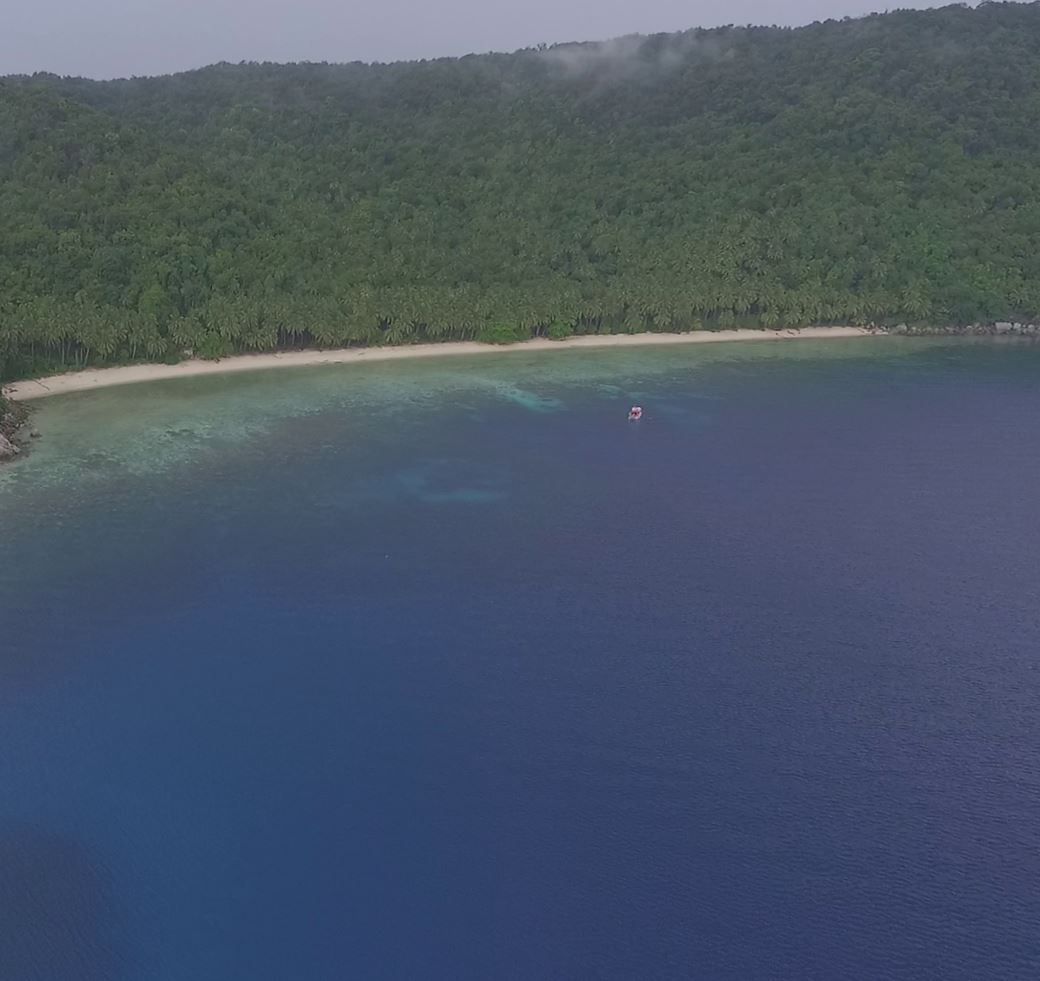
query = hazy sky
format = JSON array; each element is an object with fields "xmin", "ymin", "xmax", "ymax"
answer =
[{"xmin": 5, "ymin": 0, "xmax": 965, "ymax": 79}]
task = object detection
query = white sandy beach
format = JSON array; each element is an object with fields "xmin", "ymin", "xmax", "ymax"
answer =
[{"xmin": 3, "ymin": 327, "xmax": 880, "ymax": 401}]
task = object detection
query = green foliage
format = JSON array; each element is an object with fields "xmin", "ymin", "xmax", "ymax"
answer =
[
  {"xmin": 477, "ymin": 323, "xmax": 532, "ymax": 345},
  {"xmin": 3, "ymin": 3, "xmax": 1040, "ymax": 379},
  {"xmin": 196, "ymin": 333, "xmax": 232, "ymax": 361}
]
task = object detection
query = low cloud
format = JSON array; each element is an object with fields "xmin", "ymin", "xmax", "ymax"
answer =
[{"xmin": 537, "ymin": 29, "xmax": 740, "ymax": 82}]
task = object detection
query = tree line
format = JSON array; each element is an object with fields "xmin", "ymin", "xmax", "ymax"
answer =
[{"xmin": 2, "ymin": 2, "xmax": 1040, "ymax": 379}]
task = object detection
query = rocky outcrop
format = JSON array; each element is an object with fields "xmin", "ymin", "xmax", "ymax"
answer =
[
  {"xmin": 888, "ymin": 322, "xmax": 1040, "ymax": 337},
  {"xmin": 0, "ymin": 396, "xmax": 30, "ymax": 462},
  {"xmin": 0, "ymin": 431, "xmax": 19, "ymax": 460}
]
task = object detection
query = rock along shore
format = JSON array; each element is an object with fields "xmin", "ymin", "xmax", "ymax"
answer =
[{"xmin": 0, "ymin": 397, "xmax": 33, "ymax": 462}]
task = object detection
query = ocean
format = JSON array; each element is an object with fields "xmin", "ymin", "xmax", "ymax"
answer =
[{"xmin": 1, "ymin": 338, "xmax": 1038, "ymax": 980}]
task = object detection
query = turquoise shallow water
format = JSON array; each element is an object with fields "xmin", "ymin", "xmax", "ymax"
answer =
[
  {"xmin": 2, "ymin": 338, "xmax": 1039, "ymax": 980},
  {"xmin": 0, "ymin": 338, "xmax": 941, "ymax": 490}
]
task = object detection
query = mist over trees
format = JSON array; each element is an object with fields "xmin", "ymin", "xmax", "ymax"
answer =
[{"xmin": 2, "ymin": 2, "xmax": 1040, "ymax": 378}]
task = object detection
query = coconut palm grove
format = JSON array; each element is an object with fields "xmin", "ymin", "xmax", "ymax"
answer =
[{"xmin": 2, "ymin": 2, "xmax": 1039, "ymax": 379}]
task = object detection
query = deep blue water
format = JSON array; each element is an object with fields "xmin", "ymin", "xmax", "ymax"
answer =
[{"xmin": 2, "ymin": 341, "xmax": 1039, "ymax": 980}]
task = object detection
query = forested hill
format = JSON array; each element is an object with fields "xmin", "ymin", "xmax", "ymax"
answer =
[{"xmin": 3, "ymin": 3, "xmax": 1040, "ymax": 378}]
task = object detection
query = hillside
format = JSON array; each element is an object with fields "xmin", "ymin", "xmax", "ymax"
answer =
[{"xmin": 2, "ymin": 2, "xmax": 1040, "ymax": 378}]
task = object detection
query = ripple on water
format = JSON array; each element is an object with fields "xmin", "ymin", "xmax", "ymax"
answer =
[
  {"xmin": 0, "ymin": 826, "xmax": 124, "ymax": 980},
  {"xmin": 1, "ymin": 335, "xmax": 1038, "ymax": 981}
]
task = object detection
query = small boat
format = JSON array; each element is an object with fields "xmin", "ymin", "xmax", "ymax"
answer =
[{"xmin": 628, "ymin": 405, "xmax": 643, "ymax": 421}]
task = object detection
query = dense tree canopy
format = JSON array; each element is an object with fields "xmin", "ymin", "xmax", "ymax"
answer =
[{"xmin": 2, "ymin": 3, "xmax": 1040, "ymax": 378}]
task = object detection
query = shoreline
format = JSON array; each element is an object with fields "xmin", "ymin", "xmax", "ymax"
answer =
[{"xmin": 2, "ymin": 327, "xmax": 879, "ymax": 402}]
